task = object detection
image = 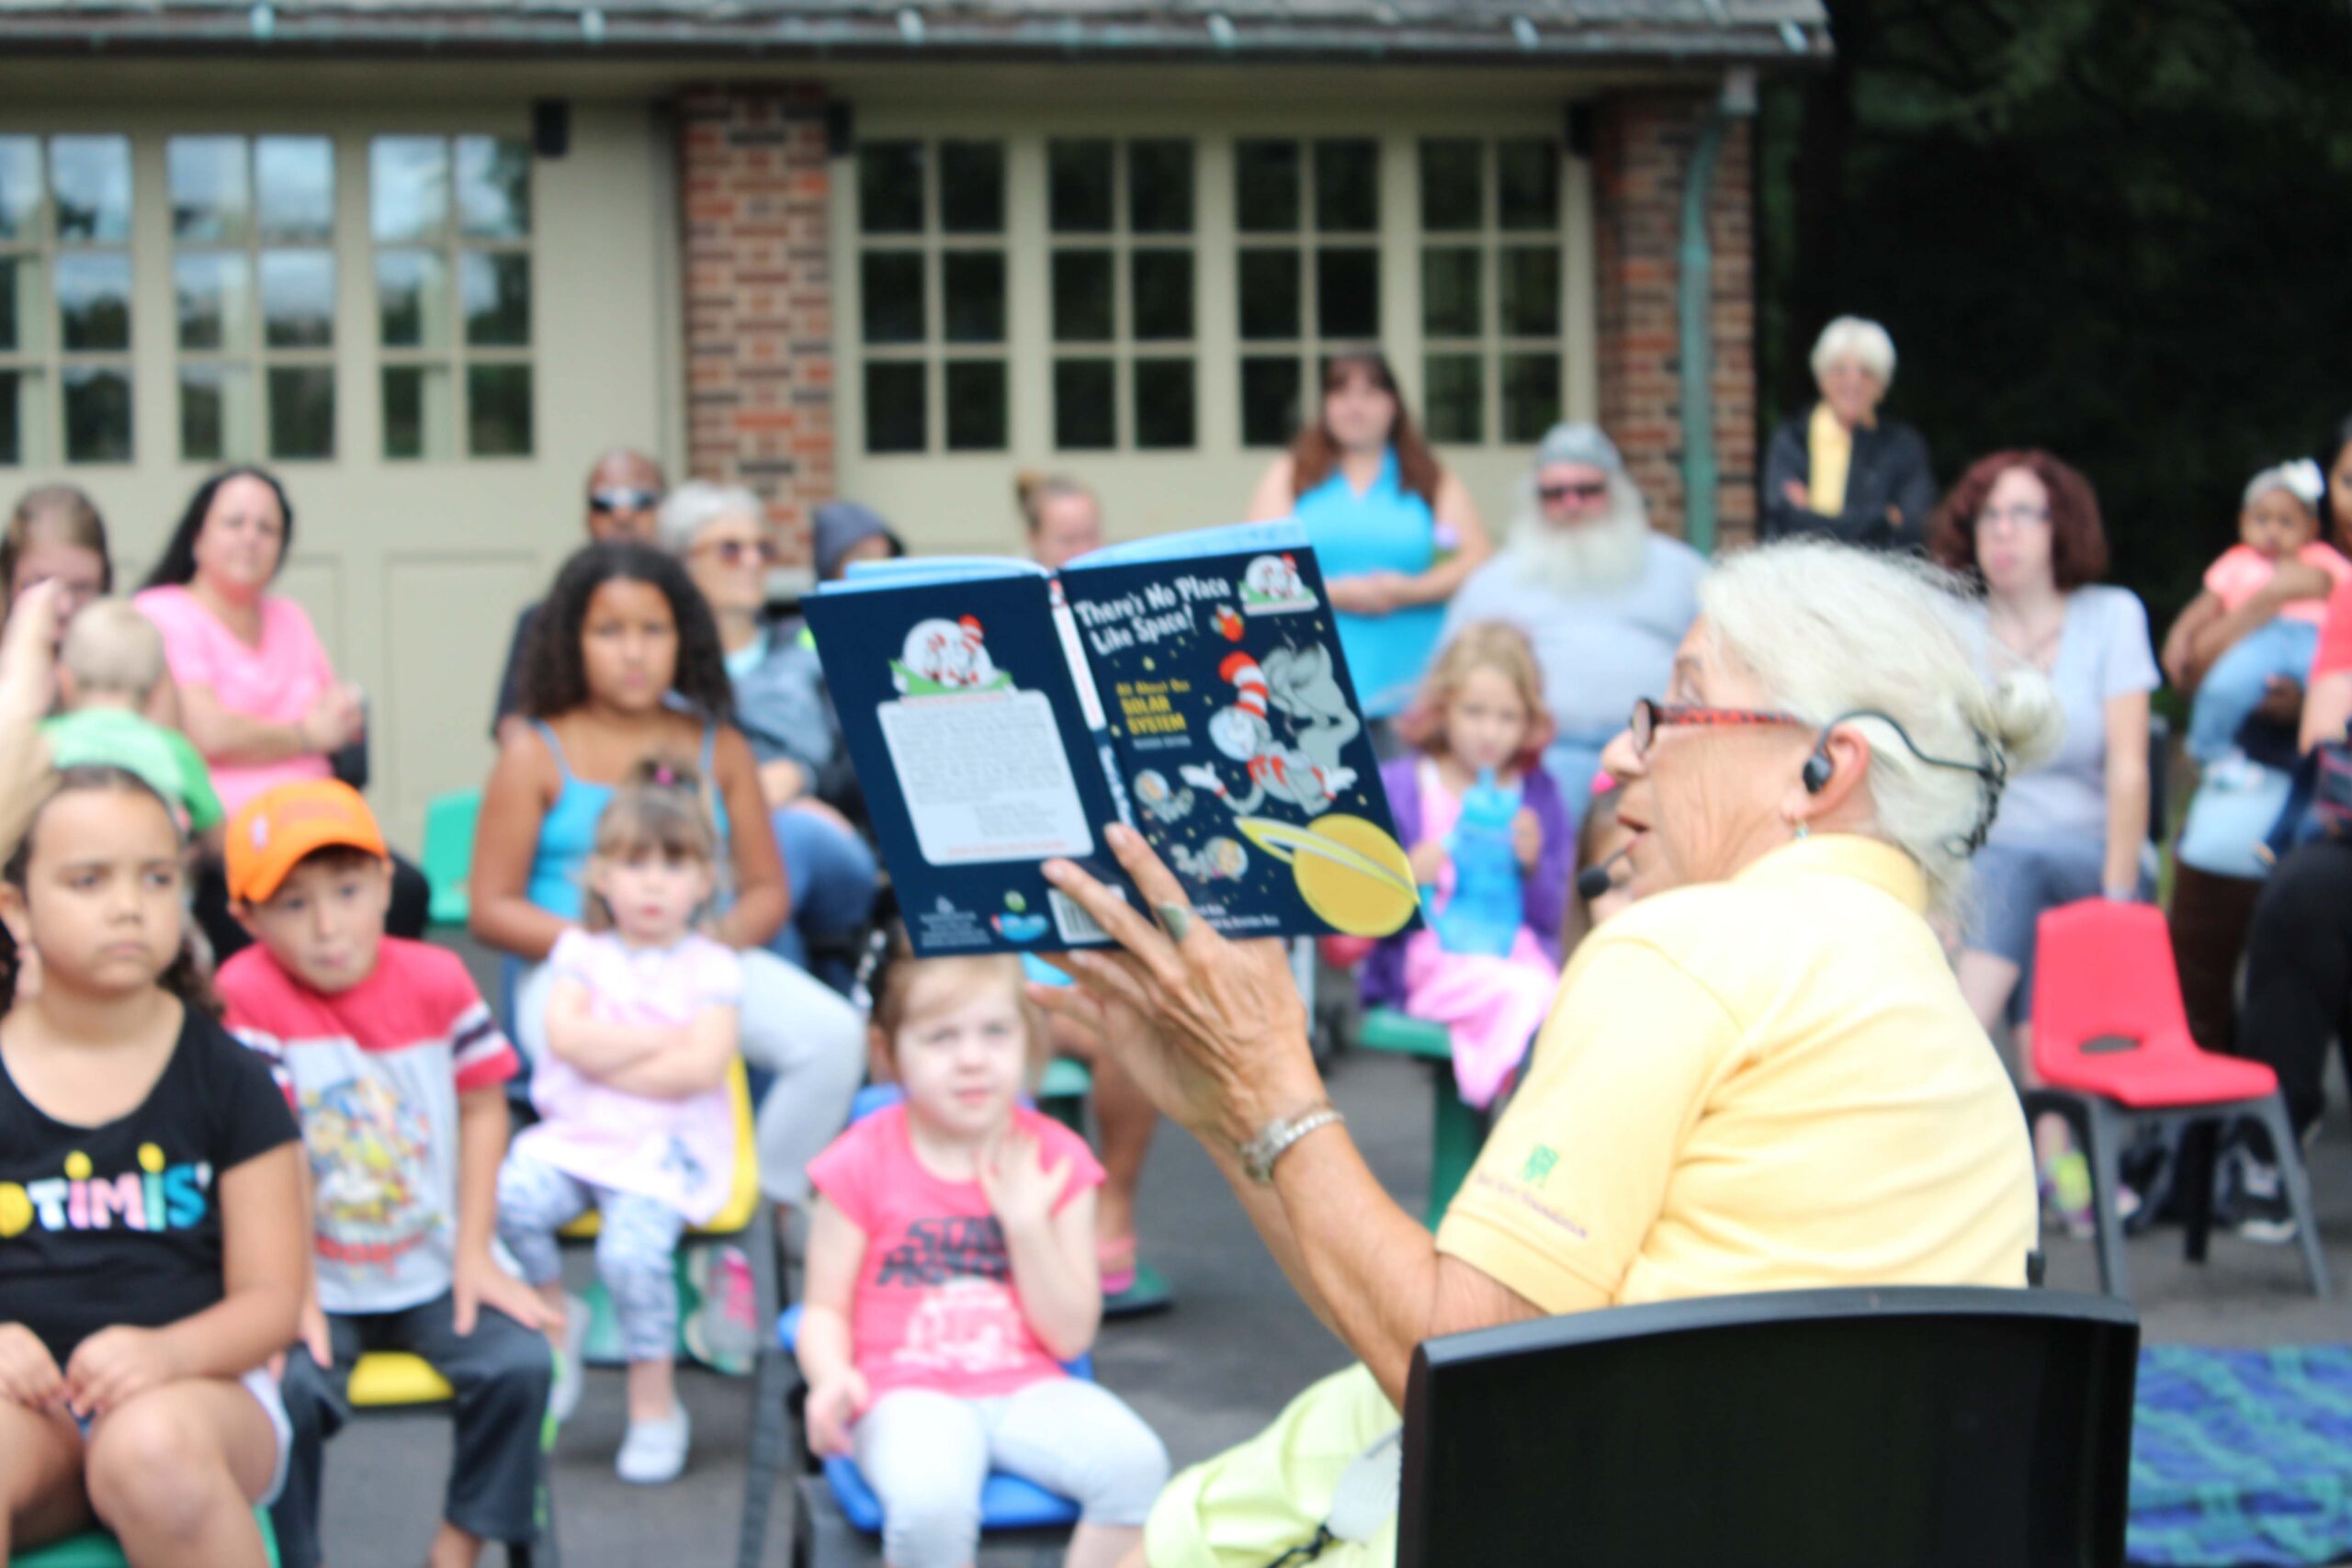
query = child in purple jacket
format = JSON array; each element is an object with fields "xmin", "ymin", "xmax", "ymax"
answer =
[{"xmin": 1366, "ymin": 624, "xmax": 1572, "ymax": 1107}]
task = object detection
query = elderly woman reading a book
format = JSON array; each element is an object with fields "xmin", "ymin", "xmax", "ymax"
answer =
[{"xmin": 1035, "ymin": 541, "xmax": 2054, "ymax": 1568}]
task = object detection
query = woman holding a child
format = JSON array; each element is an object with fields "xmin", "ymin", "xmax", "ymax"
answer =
[
  {"xmin": 1036, "ymin": 540, "xmax": 2046, "ymax": 1568},
  {"xmin": 2221, "ymin": 415, "xmax": 2352, "ymax": 1238}
]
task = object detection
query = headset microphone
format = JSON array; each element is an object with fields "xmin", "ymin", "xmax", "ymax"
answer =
[{"xmin": 1576, "ymin": 845, "xmax": 1632, "ymax": 902}]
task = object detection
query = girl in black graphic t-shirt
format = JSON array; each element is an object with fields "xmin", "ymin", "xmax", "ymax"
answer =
[{"xmin": 0, "ymin": 765, "xmax": 304, "ymax": 1565}]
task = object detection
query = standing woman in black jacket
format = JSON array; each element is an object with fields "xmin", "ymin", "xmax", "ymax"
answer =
[{"xmin": 1762, "ymin": 315, "xmax": 1939, "ymax": 551}]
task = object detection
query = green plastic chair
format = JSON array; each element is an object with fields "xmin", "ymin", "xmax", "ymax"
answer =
[
  {"xmin": 12, "ymin": 1507, "xmax": 279, "ymax": 1567},
  {"xmin": 1357, "ymin": 1009, "xmax": 1486, "ymax": 1228},
  {"xmin": 1037, "ymin": 1056, "xmax": 1092, "ymax": 1134},
  {"xmin": 419, "ymin": 788, "xmax": 481, "ymax": 929}
]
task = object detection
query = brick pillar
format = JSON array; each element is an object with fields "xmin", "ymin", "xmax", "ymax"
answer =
[
  {"xmin": 1591, "ymin": 93, "xmax": 1757, "ymax": 548},
  {"xmin": 678, "ymin": 85, "xmax": 834, "ymax": 569}
]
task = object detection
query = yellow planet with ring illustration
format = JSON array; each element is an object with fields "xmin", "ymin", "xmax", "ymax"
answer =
[{"xmin": 1237, "ymin": 814, "xmax": 1419, "ymax": 936}]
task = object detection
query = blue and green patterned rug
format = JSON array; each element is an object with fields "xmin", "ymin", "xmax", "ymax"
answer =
[{"xmin": 2132, "ymin": 1346, "xmax": 2352, "ymax": 1566}]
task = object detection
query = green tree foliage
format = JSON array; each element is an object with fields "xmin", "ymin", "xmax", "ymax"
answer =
[{"xmin": 1760, "ymin": 0, "xmax": 2352, "ymax": 622}]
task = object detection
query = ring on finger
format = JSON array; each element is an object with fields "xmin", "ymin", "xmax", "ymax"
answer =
[{"xmin": 1154, "ymin": 902, "xmax": 1195, "ymax": 943}]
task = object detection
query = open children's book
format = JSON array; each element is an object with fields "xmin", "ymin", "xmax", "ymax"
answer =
[{"xmin": 804, "ymin": 521, "xmax": 1422, "ymax": 956}]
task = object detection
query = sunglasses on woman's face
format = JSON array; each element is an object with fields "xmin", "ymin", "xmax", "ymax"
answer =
[{"xmin": 1539, "ymin": 481, "xmax": 1611, "ymax": 505}]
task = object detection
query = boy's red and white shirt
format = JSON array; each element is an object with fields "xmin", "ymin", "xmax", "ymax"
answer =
[{"xmin": 220, "ymin": 936, "xmax": 517, "ymax": 1314}]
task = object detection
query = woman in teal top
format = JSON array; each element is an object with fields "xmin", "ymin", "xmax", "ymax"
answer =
[{"xmin": 1247, "ymin": 351, "xmax": 1490, "ymax": 717}]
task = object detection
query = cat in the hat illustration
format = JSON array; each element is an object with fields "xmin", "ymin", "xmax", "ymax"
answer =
[
  {"xmin": 1179, "ymin": 647, "xmax": 1358, "ymax": 818},
  {"xmin": 892, "ymin": 615, "xmax": 1003, "ymax": 694}
]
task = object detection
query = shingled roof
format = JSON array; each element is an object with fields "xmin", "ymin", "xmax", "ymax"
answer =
[{"xmin": 0, "ymin": 0, "xmax": 1832, "ymax": 62}]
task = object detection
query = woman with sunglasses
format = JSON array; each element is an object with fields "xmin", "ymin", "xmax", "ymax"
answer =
[
  {"xmin": 660, "ymin": 482, "xmax": 876, "ymax": 993},
  {"xmin": 1245, "ymin": 350, "xmax": 1489, "ymax": 720},
  {"xmin": 1030, "ymin": 540, "xmax": 2053, "ymax": 1568}
]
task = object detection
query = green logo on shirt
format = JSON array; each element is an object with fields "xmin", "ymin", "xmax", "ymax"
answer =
[{"xmin": 1520, "ymin": 1145, "xmax": 1559, "ymax": 1188}]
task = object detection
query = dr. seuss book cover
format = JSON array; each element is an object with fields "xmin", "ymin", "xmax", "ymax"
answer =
[{"xmin": 802, "ymin": 521, "xmax": 1422, "ymax": 957}]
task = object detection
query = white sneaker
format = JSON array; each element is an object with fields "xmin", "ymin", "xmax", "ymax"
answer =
[
  {"xmin": 616, "ymin": 1404, "xmax": 691, "ymax": 1484},
  {"xmin": 548, "ymin": 1294, "xmax": 591, "ymax": 1425}
]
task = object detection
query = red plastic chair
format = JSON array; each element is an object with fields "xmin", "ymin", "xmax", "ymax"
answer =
[{"xmin": 2021, "ymin": 899, "xmax": 2329, "ymax": 1300}]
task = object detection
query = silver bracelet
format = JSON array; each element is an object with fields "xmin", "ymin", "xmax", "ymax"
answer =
[{"xmin": 1238, "ymin": 1103, "xmax": 1346, "ymax": 1185}]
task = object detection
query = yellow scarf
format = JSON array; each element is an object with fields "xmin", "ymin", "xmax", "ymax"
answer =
[{"xmin": 1807, "ymin": 401, "xmax": 1853, "ymax": 515}]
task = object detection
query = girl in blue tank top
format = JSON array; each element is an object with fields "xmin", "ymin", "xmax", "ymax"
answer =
[
  {"xmin": 1247, "ymin": 351, "xmax": 1492, "ymax": 718},
  {"xmin": 468, "ymin": 542, "xmax": 865, "ymax": 1229}
]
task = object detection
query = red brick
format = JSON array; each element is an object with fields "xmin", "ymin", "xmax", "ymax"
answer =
[{"xmin": 681, "ymin": 84, "xmax": 837, "ymax": 522}]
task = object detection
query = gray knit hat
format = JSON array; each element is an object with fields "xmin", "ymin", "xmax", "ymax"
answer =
[
  {"xmin": 1533, "ymin": 422, "xmax": 1624, "ymax": 475},
  {"xmin": 812, "ymin": 500, "xmax": 905, "ymax": 581}
]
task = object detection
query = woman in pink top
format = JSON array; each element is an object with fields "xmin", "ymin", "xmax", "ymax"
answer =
[{"xmin": 136, "ymin": 468, "xmax": 427, "ymax": 958}]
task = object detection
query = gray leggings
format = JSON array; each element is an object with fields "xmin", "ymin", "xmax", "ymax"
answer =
[
  {"xmin": 497, "ymin": 1151, "xmax": 686, "ymax": 1362},
  {"xmin": 513, "ymin": 948, "xmax": 865, "ymax": 1205},
  {"xmin": 854, "ymin": 1380, "xmax": 1170, "ymax": 1568}
]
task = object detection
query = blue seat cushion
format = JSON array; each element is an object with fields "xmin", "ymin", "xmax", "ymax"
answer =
[
  {"xmin": 822, "ymin": 1455, "xmax": 1082, "ymax": 1535},
  {"xmin": 774, "ymin": 1305, "xmax": 1091, "ymax": 1534}
]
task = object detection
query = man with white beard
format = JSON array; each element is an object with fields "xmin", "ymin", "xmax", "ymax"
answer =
[{"xmin": 1436, "ymin": 422, "xmax": 1705, "ymax": 820}]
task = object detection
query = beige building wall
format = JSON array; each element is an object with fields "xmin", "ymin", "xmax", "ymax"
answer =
[{"xmin": 0, "ymin": 78, "xmax": 681, "ymax": 848}]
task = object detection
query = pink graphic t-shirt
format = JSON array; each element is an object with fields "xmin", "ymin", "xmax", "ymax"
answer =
[
  {"xmin": 807, "ymin": 1102, "xmax": 1103, "ymax": 1401},
  {"xmin": 132, "ymin": 585, "xmax": 339, "ymax": 814}
]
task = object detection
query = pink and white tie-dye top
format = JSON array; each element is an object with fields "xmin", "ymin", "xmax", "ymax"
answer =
[{"xmin": 514, "ymin": 929, "xmax": 741, "ymax": 1224}]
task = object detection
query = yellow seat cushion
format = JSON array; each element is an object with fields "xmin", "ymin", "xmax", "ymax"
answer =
[
  {"xmin": 554, "ymin": 1057, "xmax": 760, "ymax": 1240},
  {"xmin": 347, "ymin": 1350, "xmax": 456, "ymax": 1407}
]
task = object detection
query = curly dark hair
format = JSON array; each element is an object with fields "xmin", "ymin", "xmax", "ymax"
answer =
[
  {"xmin": 516, "ymin": 542, "xmax": 734, "ymax": 723},
  {"xmin": 1, "ymin": 766, "xmax": 217, "ymax": 1020},
  {"xmin": 141, "ymin": 467, "xmax": 296, "ymax": 592},
  {"xmin": 1927, "ymin": 449, "xmax": 2109, "ymax": 592}
]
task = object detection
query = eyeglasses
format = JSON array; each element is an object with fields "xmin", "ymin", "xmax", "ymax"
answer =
[
  {"xmin": 1973, "ymin": 504, "xmax": 2050, "ymax": 532},
  {"xmin": 691, "ymin": 537, "xmax": 777, "ymax": 567},
  {"xmin": 1538, "ymin": 481, "xmax": 1611, "ymax": 505},
  {"xmin": 589, "ymin": 487, "xmax": 661, "ymax": 514},
  {"xmin": 1629, "ymin": 698, "xmax": 1805, "ymax": 758}
]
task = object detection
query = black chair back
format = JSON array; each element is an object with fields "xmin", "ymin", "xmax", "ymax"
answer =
[{"xmin": 1397, "ymin": 1286, "xmax": 2139, "ymax": 1568}]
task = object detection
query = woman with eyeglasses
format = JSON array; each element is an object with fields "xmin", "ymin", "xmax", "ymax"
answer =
[
  {"xmin": 1928, "ymin": 453, "xmax": 2157, "ymax": 1076},
  {"xmin": 1029, "ymin": 541, "xmax": 2052, "ymax": 1568},
  {"xmin": 660, "ymin": 482, "xmax": 876, "ymax": 993},
  {"xmin": 1245, "ymin": 351, "xmax": 1490, "ymax": 720}
]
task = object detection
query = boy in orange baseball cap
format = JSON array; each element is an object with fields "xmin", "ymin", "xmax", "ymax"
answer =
[{"xmin": 217, "ymin": 781, "xmax": 556, "ymax": 1568}]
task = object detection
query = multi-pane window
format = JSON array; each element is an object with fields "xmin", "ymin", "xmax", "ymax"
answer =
[
  {"xmin": 841, "ymin": 132, "xmax": 1581, "ymax": 462},
  {"xmin": 0, "ymin": 136, "xmax": 134, "ymax": 465},
  {"xmin": 1235, "ymin": 138, "xmax": 1380, "ymax": 448},
  {"xmin": 1047, "ymin": 139, "xmax": 1197, "ymax": 452},
  {"xmin": 1417, "ymin": 138, "xmax": 1565, "ymax": 446},
  {"xmin": 856, "ymin": 139, "xmax": 1008, "ymax": 455},
  {"xmin": 371, "ymin": 135, "xmax": 534, "ymax": 460},
  {"xmin": 169, "ymin": 135, "xmax": 337, "ymax": 462}
]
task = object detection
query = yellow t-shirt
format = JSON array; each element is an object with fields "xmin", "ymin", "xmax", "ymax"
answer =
[{"xmin": 1437, "ymin": 834, "xmax": 2037, "ymax": 1312}]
